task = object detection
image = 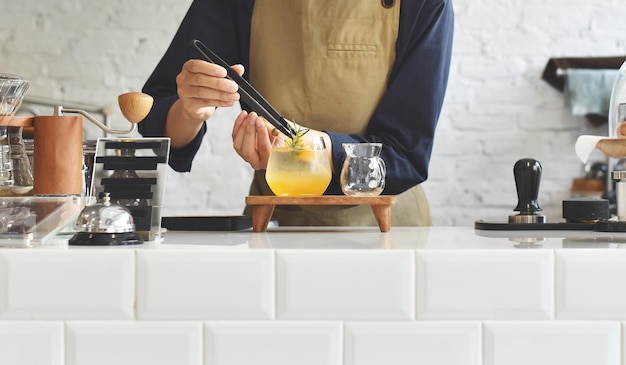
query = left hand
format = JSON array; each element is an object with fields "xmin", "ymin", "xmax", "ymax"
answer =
[{"xmin": 232, "ymin": 111, "xmax": 277, "ymax": 169}]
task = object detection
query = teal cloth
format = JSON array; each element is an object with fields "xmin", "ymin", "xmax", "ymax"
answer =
[{"xmin": 564, "ymin": 68, "xmax": 618, "ymax": 117}]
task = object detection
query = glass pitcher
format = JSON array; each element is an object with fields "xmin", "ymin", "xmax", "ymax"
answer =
[{"xmin": 340, "ymin": 143, "xmax": 386, "ymax": 196}]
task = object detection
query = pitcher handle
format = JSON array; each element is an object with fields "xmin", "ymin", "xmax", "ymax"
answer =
[{"xmin": 376, "ymin": 156, "xmax": 386, "ymax": 177}]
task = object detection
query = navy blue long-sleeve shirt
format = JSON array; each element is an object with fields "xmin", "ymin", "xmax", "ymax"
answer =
[{"xmin": 140, "ymin": 0, "xmax": 454, "ymax": 195}]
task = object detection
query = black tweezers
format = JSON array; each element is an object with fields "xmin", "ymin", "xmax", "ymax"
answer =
[{"xmin": 190, "ymin": 39, "xmax": 292, "ymax": 137}]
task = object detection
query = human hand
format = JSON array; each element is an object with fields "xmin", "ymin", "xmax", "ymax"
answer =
[
  {"xmin": 232, "ymin": 111, "xmax": 278, "ymax": 170},
  {"xmin": 175, "ymin": 59, "xmax": 244, "ymax": 122},
  {"xmin": 232, "ymin": 113, "xmax": 333, "ymax": 171}
]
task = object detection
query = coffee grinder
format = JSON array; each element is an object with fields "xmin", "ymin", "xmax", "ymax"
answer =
[{"xmin": 53, "ymin": 92, "xmax": 170, "ymax": 243}]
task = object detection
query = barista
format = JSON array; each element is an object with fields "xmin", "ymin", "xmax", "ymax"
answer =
[{"xmin": 139, "ymin": 0, "xmax": 454, "ymax": 226}]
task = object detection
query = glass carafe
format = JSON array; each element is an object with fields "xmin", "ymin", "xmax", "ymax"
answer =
[
  {"xmin": 340, "ymin": 143, "xmax": 386, "ymax": 196},
  {"xmin": 8, "ymin": 126, "xmax": 33, "ymax": 189},
  {"xmin": 0, "ymin": 128, "xmax": 13, "ymax": 187},
  {"xmin": 0, "ymin": 74, "xmax": 32, "ymax": 196},
  {"xmin": 609, "ymin": 60, "xmax": 626, "ymax": 139},
  {"xmin": 110, "ymin": 147, "xmax": 146, "ymax": 206}
]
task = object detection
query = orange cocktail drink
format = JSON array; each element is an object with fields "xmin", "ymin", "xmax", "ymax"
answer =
[{"xmin": 265, "ymin": 135, "xmax": 332, "ymax": 196}]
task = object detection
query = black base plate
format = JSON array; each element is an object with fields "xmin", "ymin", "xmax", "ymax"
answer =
[
  {"xmin": 475, "ymin": 220, "xmax": 596, "ymax": 231},
  {"xmin": 594, "ymin": 220, "xmax": 626, "ymax": 232},
  {"xmin": 68, "ymin": 232, "xmax": 143, "ymax": 246}
]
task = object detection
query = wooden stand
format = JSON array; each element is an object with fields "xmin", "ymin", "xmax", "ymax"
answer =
[{"xmin": 245, "ymin": 195, "xmax": 397, "ymax": 232}]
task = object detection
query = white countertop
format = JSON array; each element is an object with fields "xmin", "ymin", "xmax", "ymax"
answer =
[{"xmin": 40, "ymin": 225, "xmax": 626, "ymax": 250}]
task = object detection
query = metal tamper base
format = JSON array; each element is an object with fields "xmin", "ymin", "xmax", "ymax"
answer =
[{"xmin": 508, "ymin": 213, "xmax": 546, "ymax": 224}]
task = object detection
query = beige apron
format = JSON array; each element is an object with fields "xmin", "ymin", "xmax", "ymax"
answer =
[{"xmin": 247, "ymin": 0, "xmax": 431, "ymax": 226}]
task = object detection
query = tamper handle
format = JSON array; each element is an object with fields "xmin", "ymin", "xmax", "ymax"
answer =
[{"xmin": 514, "ymin": 158, "xmax": 542, "ymax": 214}]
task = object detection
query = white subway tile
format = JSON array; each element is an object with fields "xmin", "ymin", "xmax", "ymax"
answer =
[
  {"xmin": 556, "ymin": 250, "xmax": 626, "ymax": 319},
  {"xmin": 66, "ymin": 321, "xmax": 202, "ymax": 365},
  {"xmin": 0, "ymin": 321, "xmax": 64, "ymax": 365},
  {"xmin": 484, "ymin": 321, "xmax": 620, "ymax": 365},
  {"xmin": 416, "ymin": 250, "xmax": 553, "ymax": 319},
  {"xmin": 344, "ymin": 321, "xmax": 481, "ymax": 365},
  {"xmin": 204, "ymin": 321, "xmax": 341, "ymax": 365},
  {"xmin": 0, "ymin": 250, "xmax": 134, "ymax": 319},
  {"xmin": 276, "ymin": 250, "xmax": 414, "ymax": 320},
  {"xmin": 136, "ymin": 250, "xmax": 274, "ymax": 320}
]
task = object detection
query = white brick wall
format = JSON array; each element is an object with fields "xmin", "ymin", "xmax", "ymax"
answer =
[{"xmin": 1, "ymin": 0, "xmax": 625, "ymax": 225}]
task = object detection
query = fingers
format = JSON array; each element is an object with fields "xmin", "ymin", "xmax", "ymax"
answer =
[
  {"xmin": 232, "ymin": 110, "xmax": 249, "ymax": 141},
  {"xmin": 178, "ymin": 60, "xmax": 240, "ymax": 103},
  {"xmin": 232, "ymin": 111, "xmax": 274, "ymax": 170},
  {"xmin": 233, "ymin": 111, "xmax": 261, "ymax": 168},
  {"xmin": 256, "ymin": 120, "xmax": 273, "ymax": 166},
  {"xmin": 231, "ymin": 64, "xmax": 245, "ymax": 77},
  {"xmin": 176, "ymin": 60, "xmax": 243, "ymax": 120}
]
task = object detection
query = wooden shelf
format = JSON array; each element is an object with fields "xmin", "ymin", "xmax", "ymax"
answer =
[{"xmin": 0, "ymin": 116, "xmax": 34, "ymax": 127}]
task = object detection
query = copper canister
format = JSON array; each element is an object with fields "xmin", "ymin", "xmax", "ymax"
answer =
[{"xmin": 33, "ymin": 115, "xmax": 83, "ymax": 195}]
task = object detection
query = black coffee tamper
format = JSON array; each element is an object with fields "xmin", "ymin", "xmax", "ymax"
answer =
[
  {"xmin": 476, "ymin": 158, "xmax": 603, "ymax": 231},
  {"xmin": 509, "ymin": 158, "xmax": 546, "ymax": 224}
]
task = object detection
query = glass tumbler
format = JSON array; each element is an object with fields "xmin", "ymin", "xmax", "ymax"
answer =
[{"xmin": 265, "ymin": 136, "xmax": 332, "ymax": 196}]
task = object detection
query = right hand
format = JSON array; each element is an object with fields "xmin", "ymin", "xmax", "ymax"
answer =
[{"xmin": 175, "ymin": 59, "xmax": 244, "ymax": 122}]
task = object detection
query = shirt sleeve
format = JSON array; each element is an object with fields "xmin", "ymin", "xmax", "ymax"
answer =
[
  {"xmin": 325, "ymin": 0, "xmax": 454, "ymax": 195},
  {"xmin": 139, "ymin": 0, "xmax": 254, "ymax": 172}
]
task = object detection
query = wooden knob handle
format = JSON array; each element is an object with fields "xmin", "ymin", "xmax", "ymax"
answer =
[
  {"xmin": 597, "ymin": 138, "xmax": 626, "ymax": 158},
  {"xmin": 118, "ymin": 92, "xmax": 153, "ymax": 124}
]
